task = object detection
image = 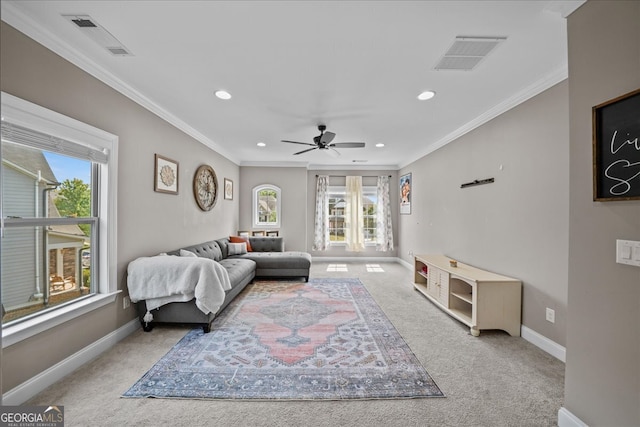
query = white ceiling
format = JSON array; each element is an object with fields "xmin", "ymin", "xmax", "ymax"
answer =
[{"xmin": 1, "ymin": 1, "xmax": 584, "ymax": 169}]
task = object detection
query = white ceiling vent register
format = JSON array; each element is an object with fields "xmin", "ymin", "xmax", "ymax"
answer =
[
  {"xmin": 434, "ymin": 36, "xmax": 506, "ymax": 71},
  {"xmin": 62, "ymin": 14, "xmax": 133, "ymax": 56}
]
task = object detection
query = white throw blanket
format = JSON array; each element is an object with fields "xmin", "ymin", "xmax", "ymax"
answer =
[{"xmin": 127, "ymin": 256, "xmax": 231, "ymax": 322}]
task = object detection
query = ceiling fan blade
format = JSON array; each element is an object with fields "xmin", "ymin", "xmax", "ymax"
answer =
[
  {"xmin": 330, "ymin": 142, "xmax": 366, "ymax": 148},
  {"xmin": 282, "ymin": 140, "xmax": 316, "ymax": 146},
  {"xmin": 293, "ymin": 147, "xmax": 318, "ymax": 155},
  {"xmin": 319, "ymin": 131, "xmax": 336, "ymax": 144},
  {"xmin": 326, "ymin": 148, "xmax": 341, "ymax": 158}
]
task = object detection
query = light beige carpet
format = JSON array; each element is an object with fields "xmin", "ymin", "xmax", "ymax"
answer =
[{"xmin": 27, "ymin": 261, "xmax": 564, "ymax": 426}]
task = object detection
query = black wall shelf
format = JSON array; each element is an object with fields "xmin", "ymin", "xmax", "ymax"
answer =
[{"xmin": 461, "ymin": 178, "xmax": 494, "ymax": 189}]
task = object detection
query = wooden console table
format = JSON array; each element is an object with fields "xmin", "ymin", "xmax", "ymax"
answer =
[{"xmin": 413, "ymin": 254, "xmax": 521, "ymax": 337}]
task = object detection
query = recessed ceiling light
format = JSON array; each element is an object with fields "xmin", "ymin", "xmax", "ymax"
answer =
[
  {"xmin": 257, "ymin": 142, "xmax": 266, "ymax": 147},
  {"xmin": 215, "ymin": 90, "xmax": 232, "ymax": 100},
  {"xmin": 375, "ymin": 143, "xmax": 385, "ymax": 148},
  {"xmin": 417, "ymin": 90, "xmax": 436, "ymax": 100}
]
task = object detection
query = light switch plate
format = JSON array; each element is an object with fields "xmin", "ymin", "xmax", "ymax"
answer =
[{"xmin": 616, "ymin": 240, "xmax": 640, "ymax": 267}]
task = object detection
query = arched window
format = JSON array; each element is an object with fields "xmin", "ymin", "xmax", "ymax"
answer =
[{"xmin": 253, "ymin": 185, "xmax": 281, "ymax": 228}]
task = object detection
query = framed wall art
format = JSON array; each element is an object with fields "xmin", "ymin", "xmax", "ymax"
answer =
[
  {"xmin": 224, "ymin": 178, "xmax": 233, "ymax": 200},
  {"xmin": 154, "ymin": 154, "xmax": 179, "ymax": 194},
  {"xmin": 592, "ymin": 88, "xmax": 640, "ymax": 201},
  {"xmin": 193, "ymin": 164, "xmax": 218, "ymax": 211},
  {"xmin": 400, "ymin": 172, "xmax": 411, "ymax": 214}
]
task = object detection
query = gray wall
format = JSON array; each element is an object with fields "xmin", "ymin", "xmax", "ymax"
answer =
[
  {"xmin": 398, "ymin": 81, "xmax": 570, "ymax": 346},
  {"xmin": 565, "ymin": 1, "xmax": 640, "ymax": 425},
  {"xmin": 239, "ymin": 166, "xmax": 308, "ymax": 252},
  {"xmin": 306, "ymin": 169, "xmax": 399, "ymax": 258},
  {"xmin": 1, "ymin": 22, "xmax": 239, "ymax": 392},
  {"xmin": 239, "ymin": 167, "xmax": 399, "ymax": 256}
]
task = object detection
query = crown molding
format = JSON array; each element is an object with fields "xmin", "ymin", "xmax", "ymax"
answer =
[
  {"xmin": 240, "ymin": 161, "xmax": 310, "ymax": 168},
  {"xmin": 240, "ymin": 161, "xmax": 399, "ymax": 171},
  {"xmin": 0, "ymin": 2, "xmax": 239, "ymax": 165},
  {"xmin": 398, "ymin": 65, "xmax": 568, "ymax": 169},
  {"xmin": 543, "ymin": 0, "xmax": 586, "ymax": 18},
  {"xmin": 309, "ymin": 164, "xmax": 399, "ymax": 171}
]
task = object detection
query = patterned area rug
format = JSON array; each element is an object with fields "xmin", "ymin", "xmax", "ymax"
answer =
[{"xmin": 123, "ymin": 278, "xmax": 444, "ymax": 400}]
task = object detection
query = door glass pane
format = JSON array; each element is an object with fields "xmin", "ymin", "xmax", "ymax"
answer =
[
  {"xmin": 362, "ymin": 190, "xmax": 377, "ymax": 243},
  {"xmin": 328, "ymin": 194, "xmax": 345, "ymax": 242}
]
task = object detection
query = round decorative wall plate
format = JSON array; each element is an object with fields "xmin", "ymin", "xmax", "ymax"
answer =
[{"xmin": 193, "ymin": 164, "xmax": 218, "ymax": 211}]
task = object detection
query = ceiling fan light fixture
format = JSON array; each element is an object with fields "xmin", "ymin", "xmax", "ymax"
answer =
[
  {"xmin": 215, "ymin": 90, "xmax": 232, "ymax": 100},
  {"xmin": 418, "ymin": 90, "xmax": 436, "ymax": 100},
  {"xmin": 375, "ymin": 143, "xmax": 385, "ymax": 148},
  {"xmin": 257, "ymin": 142, "xmax": 266, "ymax": 147}
]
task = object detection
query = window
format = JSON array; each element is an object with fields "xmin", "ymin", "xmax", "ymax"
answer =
[
  {"xmin": 328, "ymin": 186, "xmax": 377, "ymax": 245},
  {"xmin": 1, "ymin": 92, "xmax": 118, "ymax": 346},
  {"xmin": 253, "ymin": 185, "xmax": 280, "ymax": 228}
]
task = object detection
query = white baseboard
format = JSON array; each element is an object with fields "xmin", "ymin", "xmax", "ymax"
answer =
[
  {"xmin": 558, "ymin": 407, "xmax": 589, "ymax": 427},
  {"xmin": 2, "ymin": 319, "xmax": 140, "ymax": 405},
  {"xmin": 398, "ymin": 258, "xmax": 567, "ymax": 362},
  {"xmin": 521, "ymin": 325, "xmax": 566, "ymax": 362},
  {"xmin": 398, "ymin": 257, "xmax": 413, "ymax": 270},
  {"xmin": 312, "ymin": 256, "xmax": 402, "ymax": 263}
]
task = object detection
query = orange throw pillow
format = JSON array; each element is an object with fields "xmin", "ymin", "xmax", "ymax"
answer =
[{"xmin": 230, "ymin": 236, "xmax": 252, "ymax": 252}]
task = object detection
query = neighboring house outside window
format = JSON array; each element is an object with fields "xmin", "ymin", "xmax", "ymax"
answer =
[
  {"xmin": 1, "ymin": 143, "xmax": 92, "ymax": 323},
  {"xmin": 1, "ymin": 92, "xmax": 118, "ymax": 346},
  {"xmin": 253, "ymin": 185, "xmax": 280, "ymax": 229},
  {"xmin": 328, "ymin": 186, "xmax": 377, "ymax": 245}
]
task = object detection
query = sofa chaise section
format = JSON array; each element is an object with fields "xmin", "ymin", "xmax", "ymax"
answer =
[
  {"xmin": 132, "ymin": 236, "xmax": 311, "ymax": 333},
  {"xmin": 217, "ymin": 236, "xmax": 312, "ymax": 282}
]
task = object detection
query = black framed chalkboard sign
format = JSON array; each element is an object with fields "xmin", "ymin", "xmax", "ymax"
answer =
[{"xmin": 592, "ymin": 88, "xmax": 640, "ymax": 201}]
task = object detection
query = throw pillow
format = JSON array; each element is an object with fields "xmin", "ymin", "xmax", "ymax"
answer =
[
  {"xmin": 179, "ymin": 249, "xmax": 197, "ymax": 257},
  {"xmin": 230, "ymin": 236, "xmax": 252, "ymax": 251},
  {"xmin": 227, "ymin": 242, "xmax": 247, "ymax": 256}
]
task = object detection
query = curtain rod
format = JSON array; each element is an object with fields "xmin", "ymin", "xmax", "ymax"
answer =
[{"xmin": 316, "ymin": 175, "xmax": 392, "ymax": 178}]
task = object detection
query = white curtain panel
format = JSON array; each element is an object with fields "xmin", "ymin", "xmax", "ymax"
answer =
[
  {"xmin": 376, "ymin": 176, "xmax": 394, "ymax": 251},
  {"xmin": 345, "ymin": 176, "xmax": 365, "ymax": 252},
  {"xmin": 312, "ymin": 175, "xmax": 330, "ymax": 251}
]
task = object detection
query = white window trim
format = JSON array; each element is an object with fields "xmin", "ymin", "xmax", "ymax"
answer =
[
  {"xmin": 1, "ymin": 92, "xmax": 119, "ymax": 347},
  {"xmin": 252, "ymin": 184, "xmax": 281, "ymax": 229}
]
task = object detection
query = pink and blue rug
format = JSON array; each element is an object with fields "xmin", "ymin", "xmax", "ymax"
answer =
[{"xmin": 123, "ymin": 278, "xmax": 444, "ymax": 400}]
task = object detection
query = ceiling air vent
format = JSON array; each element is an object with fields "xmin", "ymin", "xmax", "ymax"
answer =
[
  {"xmin": 62, "ymin": 14, "xmax": 133, "ymax": 56},
  {"xmin": 434, "ymin": 36, "xmax": 506, "ymax": 71},
  {"xmin": 71, "ymin": 18, "xmax": 97, "ymax": 28},
  {"xmin": 107, "ymin": 47, "xmax": 130, "ymax": 55}
]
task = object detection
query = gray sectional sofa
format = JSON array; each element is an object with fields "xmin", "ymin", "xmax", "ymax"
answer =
[{"xmin": 136, "ymin": 236, "xmax": 311, "ymax": 333}]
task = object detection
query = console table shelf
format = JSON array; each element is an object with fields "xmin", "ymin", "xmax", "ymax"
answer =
[
  {"xmin": 413, "ymin": 255, "xmax": 521, "ymax": 337},
  {"xmin": 451, "ymin": 291, "xmax": 472, "ymax": 304}
]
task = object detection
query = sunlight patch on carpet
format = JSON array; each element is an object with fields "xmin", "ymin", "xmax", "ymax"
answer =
[
  {"xmin": 326, "ymin": 263, "xmax": 348, "ymax": 272},
  {"xmin": 366, "ymin": 264, "xmax": 385, "ymax": 272},
  {"xmin": 123, "ymin": 278, "xmax": 444, "ymax": 400}
]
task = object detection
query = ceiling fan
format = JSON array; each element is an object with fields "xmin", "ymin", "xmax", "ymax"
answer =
[{"xmin": 282, "ymin": 125, "xmax": 365, "ymax": 157}]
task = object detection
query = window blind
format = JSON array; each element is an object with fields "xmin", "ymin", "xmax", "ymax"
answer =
[{"xmin": 1, "ymin": 122, "xmax": 109, "ymax": 163}]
